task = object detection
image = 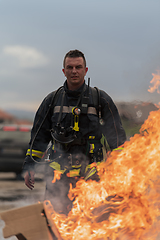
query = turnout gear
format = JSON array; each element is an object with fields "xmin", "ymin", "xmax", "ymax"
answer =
[{"xmin": 24, "ymin": 80, "xmax": 126, "ymax": 179}]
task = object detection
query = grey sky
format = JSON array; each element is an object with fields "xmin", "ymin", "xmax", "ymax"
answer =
[{"xmin": 1, "ymin": 0, "xmax": 160, "ymax": 111}]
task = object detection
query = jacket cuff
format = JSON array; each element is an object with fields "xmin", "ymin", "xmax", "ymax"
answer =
[{"xmin": 22, "ymin": 156, "xmax": 36, "ymax": 172}]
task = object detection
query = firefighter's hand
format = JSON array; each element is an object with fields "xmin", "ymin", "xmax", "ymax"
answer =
[{"xmin": 24, "ymin": 170, "xmax": 35, "ymax": 190}]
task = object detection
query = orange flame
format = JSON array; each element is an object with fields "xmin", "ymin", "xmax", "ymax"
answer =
[
  {"xmin": 48, "ymin": 109, "xmax": 160, "ymax": 240},
  {"xmin": 154, "ymin": 103, "xmax": 160, "ymax": 109},
  {"xmin": 52, "ymin": 170, "xmax": 62, "ymax": 183},
  {"xmin": 148, "ymin": 70, "xmax": 160, "ymax": 93}
]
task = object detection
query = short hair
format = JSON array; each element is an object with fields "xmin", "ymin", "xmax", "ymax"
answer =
[{"xmin": 63, "ymin": 49, "xmax": 86, "ymax": 68}]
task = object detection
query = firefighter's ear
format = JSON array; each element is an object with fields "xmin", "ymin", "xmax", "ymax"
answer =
[
  {"xmin": 85, "ymin": 67, "xmax": 88, "ymax": 75},
  {"xmin": 62, "ymin": 68, "xmax": 65, "ymax": 76}
]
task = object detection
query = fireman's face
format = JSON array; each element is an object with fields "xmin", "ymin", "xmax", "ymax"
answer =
[{"xmin": 62, "ymin": 57, "xmax": 88, "ymax": 90}]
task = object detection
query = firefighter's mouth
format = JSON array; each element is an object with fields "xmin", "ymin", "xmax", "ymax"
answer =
[{"xmin": 71, "ymin": 76, "xmax": 78, "ymax": 79}]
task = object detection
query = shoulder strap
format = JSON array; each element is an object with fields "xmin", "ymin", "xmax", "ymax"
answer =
[
  {"xmin": 50, "ymin": 86, "xmax": 63, "ymax": 110},
  {"xmin": 91, "ymin": 87, "xmax": 98, "ymax": 107},
  {"xmin": 91, "ymin": 87, "xmax": 101, "ymax": 119}
]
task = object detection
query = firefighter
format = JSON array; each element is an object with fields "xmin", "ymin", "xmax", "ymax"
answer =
[{"xmin": 23, "ymin": 49, "xmax": 126, "ymax": 214}]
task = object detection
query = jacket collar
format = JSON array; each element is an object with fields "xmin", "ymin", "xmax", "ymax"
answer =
[{"xmin": 64, "ymin": 80, "xmax": 87, "ymax": 98}]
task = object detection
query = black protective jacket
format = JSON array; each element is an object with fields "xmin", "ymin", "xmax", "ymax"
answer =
[{"xmin": 23, "ymin": 81, "xmax": 126, "ymax": 168}]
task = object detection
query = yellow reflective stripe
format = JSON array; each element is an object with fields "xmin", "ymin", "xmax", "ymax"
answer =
[
  {"xmin": 89, "ymin": 144, "xmax": 95, "ymax": 153},
  {"xmin": 66, "ymin": 169, "xmax": 80, "ymax": 177},
  {"xmin": 89, "ymin": 136, "xmax": 95, "ymax": 139},
  {"xmin": 49, "ymin": 161, "xmax": 66, "ymax": 174},
  {"xmin": 84, "ymin": 167, "xmax": 97, "ymax": 180},
  {"xmin": 26, "ymin": 149, "xmax": 44, "ymax": 158},
  {"xmin": 71, "ymin": 165, "xmax": 81, "ymax": 168},
  {"xmin": 49, "ymin": 162, "xmax": 81, "ymax": 177},
  {"xmin": 85, "ymin": 161, "xmax": 101, "ymax": 173},
  {"xmin": 54, "ymin": 106, "xmax": 97, "ymax": 115},
  {"xmin": 112, "ymin": 147, "xmax": 124, "ymax": 151}
]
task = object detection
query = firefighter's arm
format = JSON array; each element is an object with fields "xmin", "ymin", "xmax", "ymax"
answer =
[
  {"xmin": 100, "ymin": 90, "xmax": 126, "ymax": 150},
  {"xmin": 23, "ymin": 93, "xmax": 53, "ymax": 189}
]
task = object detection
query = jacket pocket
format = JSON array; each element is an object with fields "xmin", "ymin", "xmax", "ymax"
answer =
[{"xmin": 81, "ymin": 114, "xmax": 99, "ymax": 136}]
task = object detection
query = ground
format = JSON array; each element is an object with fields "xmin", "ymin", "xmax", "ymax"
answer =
[{"xmin": 0, "ymin": 172, "xmax": 46, "ymax": 240}]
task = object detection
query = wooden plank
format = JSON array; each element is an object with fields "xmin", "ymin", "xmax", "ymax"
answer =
[
  {"xmin": 43, "ymin": 200, "xmax": 63, "ymax": 240},
  {"xmin": 0, "ymin": 202, "xmax": 51, "ymax": 240}
]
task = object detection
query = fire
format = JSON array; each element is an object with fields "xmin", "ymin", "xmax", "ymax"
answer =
[
  {"xmin": 148, "ymin": 70, "xmax": 160, "ymax": 94},
  {"xmin": 45, "ymin": 109, "xmax": 160, "ymax": 240},
  {"xmin": 154, "ymin": 103, "xmax": 160, "ymax": 109},
  {"xmin": 52, "ymin": 170, "xmax": 62, "ymax": 183}
]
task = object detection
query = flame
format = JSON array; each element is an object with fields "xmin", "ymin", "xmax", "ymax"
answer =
[
  {"xmin": 148, "ymin": 70, "xmax": 160, "ymax": 93},
  {"xmin": 154, "ymin": 103, "xmax": 160, "ymax": 109},
  {"xmin": 46, "ymin": 110, "xmax": 160, "ymax": 239},
  {"xmin": 52, "ymin": 170, "xmax": 62, "ymax": 183}
]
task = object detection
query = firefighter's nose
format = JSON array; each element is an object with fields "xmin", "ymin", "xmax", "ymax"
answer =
[{"xmin": 72, "ymin": 67, "xmax": 77, "ymax": 73}]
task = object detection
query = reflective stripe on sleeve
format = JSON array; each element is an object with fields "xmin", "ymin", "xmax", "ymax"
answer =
[{"xmin": 26, "ymin": 149, "xmax": 44, "ymax": 158}]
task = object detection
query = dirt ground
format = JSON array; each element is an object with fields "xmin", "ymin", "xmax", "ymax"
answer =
[{"xmin": 0, "ymin": 172, "xmax": 46, "ymax": 240}]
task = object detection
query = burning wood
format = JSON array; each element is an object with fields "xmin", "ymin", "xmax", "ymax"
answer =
[{"xmin": 44, "ymin": 200, "xmax": 62, "ymax": 240}]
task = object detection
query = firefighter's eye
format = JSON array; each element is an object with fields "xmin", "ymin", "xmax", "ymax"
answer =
[
  {"xmin": 76, "ymin": 65, "xmax": 82, "ymax": 69},
  {"xmin": 66, "ymin": 66, "xmax": 73, "ymax": 69}
]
